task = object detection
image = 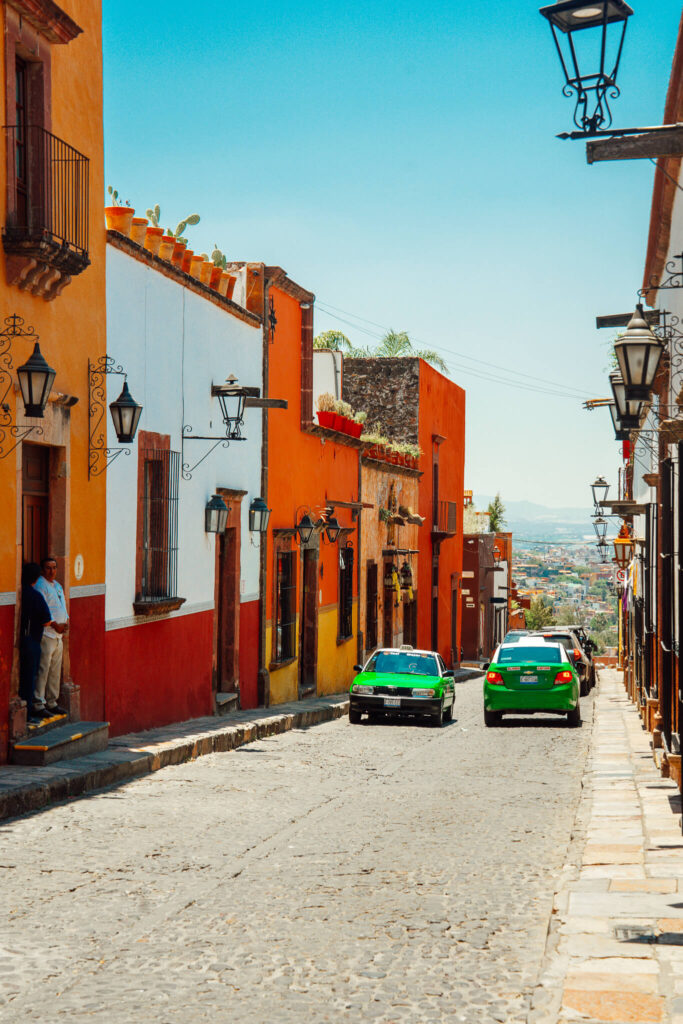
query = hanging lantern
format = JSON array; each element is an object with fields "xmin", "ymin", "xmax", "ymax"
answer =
[
  {"xmin": 609, "ymin": 372, "xmax": 643, "ymax": 430},
  {"xmin": 109, "ymin": 380, "xmax": 143, "ymax": 443},
  {"xmin": 590, "ymin": 475, "xmax": 610, "ymax": 507},
  {"xmin": 17, "ymin": 342, "xmax": 56, "ymax": 418},
  {"xmin": 399, "ymin": 560, "xmax": 413, "ymax": 590},
  {"xmin": 614, "ymin": 304, "xmax": 664, "ymax": 401},
  {"xmin": 593, "ymin": 516, "xmax": 608, "ymax": 541},
  {"xmin": 296, "ymin": 512, "xmax": 315, "ymax": 545},
  {"xmin": 325, "ymin": 514, "xmax": 341, "ymax": 544},
  {"xmin": 205, "ymin": 494, "xmax": 230, "ymax": 534},
  {"xmin": 613, "ymin": 524, "xmax": 633, "ymax": 568},
  {"xmin": 608, "ymin": 401, "xmax": 629, "ymax": 441},
  {"xmin": 249, "ymin": 497, "xmax": 271, "ymax": 534},
  {"xmin": 383, "ymin": 564, "xmax": 397, "ymax": 589}
]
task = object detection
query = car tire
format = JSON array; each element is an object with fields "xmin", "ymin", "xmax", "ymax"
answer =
[
  {"xmin": 580, "ymin": 676, "xmax": 589, "ymax": 698},
  {"xmin": 430, "ymin": 700, "xmax": 444, "ymax": 727},
  {"xmin": 484, "ymin": 709, "xmax": 501, "ymax": 727},
  {"xmin": 444, "ymin": 699, "xmax": 454, "ymax": 723},
  {"xmin": 567, "ymin": 701, "xmax": 581, "ymax": 728},
  {"xmin": 349, "ymin": 708, "xmax": 361, "ymax": 724}
]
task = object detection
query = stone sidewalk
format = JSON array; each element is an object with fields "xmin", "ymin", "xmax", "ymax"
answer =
[
  {"xmin": 532, "ymin": 669, "xmax": 683, "ymax": 1024},
  {"xmin": 0, "ymin": 694, "xmax": 350, "ymax": 822}
]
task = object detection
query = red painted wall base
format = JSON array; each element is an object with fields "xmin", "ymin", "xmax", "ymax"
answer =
[{"xmin": 239, "ymin": 599, "xmax": 259, "ymax": 708}]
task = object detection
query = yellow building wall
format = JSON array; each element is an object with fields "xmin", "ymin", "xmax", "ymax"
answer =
[
  {"xmin": 317, "ymin": 602, "xmax": 357, "ymax": 696},
  {"xmin": 265, "ymin": 619, "xmax": 300, "ymax": 705}
]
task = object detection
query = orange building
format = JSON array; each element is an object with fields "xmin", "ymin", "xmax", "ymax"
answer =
[
  {"xmin": 0, "ymin": 0, "xmax": 106, "ymax": 760},
  {"xmin": 239, "ymin": 265, "xmax": 361, "ymax": 704}
]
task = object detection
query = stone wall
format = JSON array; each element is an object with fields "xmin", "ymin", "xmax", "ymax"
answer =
[{"xmin": 342, "ymin": 358, "xmax": 420, "ymax": 444}]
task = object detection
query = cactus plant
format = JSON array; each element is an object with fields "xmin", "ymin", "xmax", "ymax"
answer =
[
  {"xmin": 212, "ymin": 246, "xmax": 228, "ymax": 269},
  {"xmin": 107, "ymin": 186, "xmax": 130, "ymax": 208}
]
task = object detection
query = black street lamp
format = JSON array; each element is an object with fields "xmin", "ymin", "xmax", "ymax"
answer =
[
  {"xmin": 608, "ymin": 400, "xmax": 630, "ymax": 441},
  {"xmin": 593, "ymin": 516, "xmax": 608, "ymax": 541},
  {"xmin": 109, "ymin": 380, "xmax": 143, "ymax": 444},
  {"xmin": 614, "ymin": 304, "xmax": 664, "ymax": 400},
  {"xmin": 539, "ymin": 0, "xmax": 633, "ymax": 137},
  {"xmin": 17, "ymin": 342, "xmax": 56, "ymax": 418},
  {"xmin": 211, "ymin": 375, "xmax": 259, "ymax": 440},
  {"xmin": 591, "ymin": 475, "xmax": 610, "ymax": 506},
  {"xmin": 205, "ymin": 494, "xmax": 230, "ymax": 534},
  {"xmin": 296, "ymin": 512, "xmax": 315, "ymax": 545},
  {"xmin": 325, "ymin": 514, "xmax": 341, "ymax": 544},
  {"xmin": 249, "ymin": 497, "xmax": 271, "ymax": 534},
  {"xmin": 609, "ymin": 372, "xmax": 643, "ymax": 429}
]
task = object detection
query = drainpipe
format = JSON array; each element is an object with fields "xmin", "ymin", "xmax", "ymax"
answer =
[{"xmin": 258, "ymin": 266, "xmax": 270, "ymax": 707}]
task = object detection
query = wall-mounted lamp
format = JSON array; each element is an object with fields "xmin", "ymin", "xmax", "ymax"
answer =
[
  {"xmin": 182, "ymin": 375, "xmax": 260, "ymax": 480},
  {"xmin": 205, "ymin": 494, "xmax": 230, "ymax": 534},
  {"xmin": 325, "ymin": 514, "xmax": 341, "ymax": 543},
  {"xmin": 399, "ymin": 560, "xmax": 413, "ymax": 590},
  {"xmin": 0, "ymin": 315, "xmax": 56, "ymax": 459},
  {"xmin": 294, "ymin": 505, "xmax": 342, "ymax": 545},
  {"xmin": 296, "ymin": 512, "xmax": 316, "ymax": 545},
  {"xmin": 249, "ymin": 496, "xmax": 271, "ymax": 534},
  {"xmin": 590, "ymin": 475, "xmax": 610, "ymax": 508},
  {"xmin": 613, "ymin": 524, "xmax": 633, "ymax": 568},
  {"xmin": 88, "ymin": 355, "xmax": 143, "ymax": 478},
  {"xmin": 614, "ymin": 304, "xmax": 664, "ymax": 401}
]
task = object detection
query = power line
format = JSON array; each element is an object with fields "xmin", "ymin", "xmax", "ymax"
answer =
[{"xmin": 315, "ymin": 299, "xmax": 593, "ymax": 401}]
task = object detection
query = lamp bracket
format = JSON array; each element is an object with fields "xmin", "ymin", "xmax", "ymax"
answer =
[
  {"xmin": 0, "ymin": 314, "xmax": 42, "ymax": 460},
  {"xmin": 88, "ymin": 355, "xmax": 129, "ymax": 479},
  {"xmin": 640, "ymin": 255, "xmax": 683, "ymax": 300},
  {"xmin": 181, "ymin": 423, "xmax": 245, "ymax": 481}
]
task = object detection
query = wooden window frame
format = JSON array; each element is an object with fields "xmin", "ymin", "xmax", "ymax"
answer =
[
  {"xmin": 272, "ymin": 534, "xmax": 297, "ymax": 667},
  {"xmin": 338, "ymin": 544, "xmax": 354, "ymax": 643}
]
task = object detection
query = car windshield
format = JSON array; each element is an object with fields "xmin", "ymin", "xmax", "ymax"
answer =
[
  {"xmin": 496, "ymin": 645, "xmax": 562, "ymax": 665},
  {"xmin": 365, "ymin": 651, "xmax": 439, "ymax": 676}
]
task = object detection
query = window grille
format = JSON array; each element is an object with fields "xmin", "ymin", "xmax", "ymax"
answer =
[
  {"xmin": 339, "ymin": 545, "xmax": 354, "ymax": 640},
  {"xmin": 138, "ymin": 449, "xmax": 180, "ymax": 602},
  {"xmin": 275, "ymin": 551, "xmax": 296, "ymax": 662}
]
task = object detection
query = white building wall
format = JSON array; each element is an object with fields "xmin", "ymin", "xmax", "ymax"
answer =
[
  {"xmin": 313, "ymin": 349, "xmax": 343, "ymax": 409},
  {"xmin": 105, "ymin": 246, "xmax": 263, "ymax": 627}
]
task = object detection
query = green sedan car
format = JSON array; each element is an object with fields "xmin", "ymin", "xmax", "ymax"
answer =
[
  {"xmin": 349, "ymin": 646, "xmax": 456, "ymax": 726},
  {"xmin": 483, "ymin": 638, "xmax": 581, "ymax": 728}
]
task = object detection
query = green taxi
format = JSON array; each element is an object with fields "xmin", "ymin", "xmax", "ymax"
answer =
[
  {"xmin": 483, "ymin": 638, "xmax": 580, "ymax": 728},
  {"xmin": 349, "ymin": 646, "xmax": 455, "ymax": 726}
]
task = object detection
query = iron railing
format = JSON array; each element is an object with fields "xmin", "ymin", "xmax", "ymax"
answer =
[
  {"xmin": 138, "ymin": 449, "xmax": 180, "ymax": 603},
  {"xmin": 433, "ymin": 500, "xmax": 458, "ymax": 536},
  {"xmin": 3, "ymin": 125, "xmax": 89, "ymax": 271}
]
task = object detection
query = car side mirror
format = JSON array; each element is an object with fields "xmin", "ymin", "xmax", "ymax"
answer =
[
  {"xmin": 353, "ymin": 664, "xmax": 363, "ymax": 673},
  {"xmin": 443, "ymin": 669, "xmax": 454, "ymax": 678},
  {"xmin": 482, "ymin": 663, "xmax": 489, "ymax": 672}
]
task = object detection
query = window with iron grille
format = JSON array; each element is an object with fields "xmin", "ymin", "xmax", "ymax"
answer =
[
  {"xmin": 137, "ymin": 449, "xmax": 180, "ymax": 602},
  {"xmin": 274, "ymin": 551, "xmax": 296, "ymax": 662},
  {"xmin": 339, "ymin": 545, "xmax": 354, "ymax": 640}
]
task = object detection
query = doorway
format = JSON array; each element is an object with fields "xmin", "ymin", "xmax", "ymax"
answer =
[
  {"xmin": 216, "ymin": 526, "xmax": 238, "ymax": 692},
  {"xmin": 383, "ymin": 563, "xmax": 394, "ymax": 647},
  {"xmin": 299, "ymin": 546, "xmax": 318, "ymax": 696},
  {"xmin": 22, "ymin": 443, "xmax": 49, "ymax": 564}
]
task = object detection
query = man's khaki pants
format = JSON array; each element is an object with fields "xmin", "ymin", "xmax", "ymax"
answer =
[{"xmin": 34, "ymin": 635, "xmax": 62, "ymax": 710}]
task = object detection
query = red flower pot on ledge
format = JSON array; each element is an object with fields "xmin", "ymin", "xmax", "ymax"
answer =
[{"xmin": 317, "ymin": 411, "xmax": 336, "ymax": 429}]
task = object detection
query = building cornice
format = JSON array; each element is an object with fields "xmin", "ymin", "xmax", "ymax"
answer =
[{"xmin": 7, "ymin": 0, "xmax": 82, "ymax": 43}]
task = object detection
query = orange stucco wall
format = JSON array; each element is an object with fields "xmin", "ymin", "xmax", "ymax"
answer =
[
  {"xmin": 265, "ymin": 286, "xmax": 359, "ymax": 702},
  {"xmin": 0, "ymin": 1, "xmax": 106, "ymax": 756},
  {"xmin": 417, "ymin": 362, "xmax": 466, "ymax": 665}
]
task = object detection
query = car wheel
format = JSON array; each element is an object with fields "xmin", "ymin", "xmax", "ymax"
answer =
[
  {"xmin": 430, "ymin": 700, "xmax": 444, "ymax": 727},
  {"xmin": 444, "ymin": 698, "xmax": 454, "ymax": 723},
  {"xmin": 580, "ymin": 676, "xmax": 589, "ymax": 698},
  {"xmin": 567, "ymin": 701, "xmax": 581, "ymax": 728},
  {"xmin": 484, "ymin": 709, "xmax": 501, "ymax": 727},
  {"xmin": 349, "ymin": 708, "xmax": 361, "ymax": 724}
]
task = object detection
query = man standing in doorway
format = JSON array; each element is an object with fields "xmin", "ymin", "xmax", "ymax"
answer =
[{"xmin": 34, "ymin": 555, "xmax": 68, "ymax": 718}]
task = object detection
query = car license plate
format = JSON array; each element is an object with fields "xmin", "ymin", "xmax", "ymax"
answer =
[
  {"xmin": 520, "ymin": 675, "xmax": 538, "ymax": 683},
  {"xmin": 384, "ymin": 697, "xmax": 401, "ymax": 707}
]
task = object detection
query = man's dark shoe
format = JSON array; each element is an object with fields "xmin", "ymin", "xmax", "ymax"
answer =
[
  {"xmin": 33, "ymin": 706, "xmax": 52, "ymax": 719},
  {"xmin": 46, "ymin": 706, "xmax": 67, "ymax": 717}
]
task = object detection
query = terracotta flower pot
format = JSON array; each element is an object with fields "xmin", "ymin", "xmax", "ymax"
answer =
[
  {"xmin": 189, "ymin": 254, "xmax": 205, "ymax": 280},
  {"xmin": 350, "ymin": 421, "xmax": 362, "ymax": 439},
  {"xmin": 158, "ymin": 234, "xmax": 175, "ymax": 261},
  {"xmin": 365, "ymin": 445, "xmax": 378, "ymax": 460},
  {"xmin": 224, "ymin": 273, "xmax": 237, "ymax": 300},
  {"xmin": 105, "ymin": 206, "xmax": 135, "ymax": 236},
  {"xmin": 199, "ymin": 260, "xmax": 213, "ymax": 286},
  {"xmin": 171, "ymin": 240, "xmax": 186, "ymax": 268},
  {"xmin": 130, "ymin": 217, "xmax": 148, "ymax": 245},
  {"xmin": 331, "ymin": 414, "xmax": 344, "ymax": 432},
  {"xmin": 317, "ymin": 411, "xmax": 335, "ymax": 429},
  {"xmin": 209, "ymin": 265, "xmax": 222, "ymax": 290},
  {"xmin": 144, "ymin": 225, "xmax": 163, "ymax": 256},
  {"xmin": 181, "ymin": 249, "xmax": 194, "ymax": 274}
]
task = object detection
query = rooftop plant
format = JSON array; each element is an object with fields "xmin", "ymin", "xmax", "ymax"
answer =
[{"xmin": 107, "ymin": 186, "xmax": 130, "ymax": 208}]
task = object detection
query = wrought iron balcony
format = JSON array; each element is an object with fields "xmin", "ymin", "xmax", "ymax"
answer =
[{"xmin": 3, "ymin": 125, "xmax": 90, "ymax": 279}]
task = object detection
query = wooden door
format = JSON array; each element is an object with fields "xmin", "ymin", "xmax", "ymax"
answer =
[
  {"xmin": 22, "ymin": 443, "xmax": 49, "ymax": 564},
  {"xmin": 299, "ymin": 548, "xmax": 318, "ymax": 695},
  {"xmin": 216, "ymin": 527, "xmax": 238, "ymax": 691}
]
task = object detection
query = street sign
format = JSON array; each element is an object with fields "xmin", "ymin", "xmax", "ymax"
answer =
[{"xmin": 616, "ymin": 569, "xmax": 628, "ymax": 584}]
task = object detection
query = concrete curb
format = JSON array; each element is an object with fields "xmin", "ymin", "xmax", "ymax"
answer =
[{"xmin": 0, "ymin": 696, "xmax": 350, "ymax": 823}]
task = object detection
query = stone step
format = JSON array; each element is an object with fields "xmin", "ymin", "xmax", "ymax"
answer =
[
  {"xmin": 11, "ymin": 722, "xmax": 109, "ymax": 766},
  {"xmin": 25, "ymin": 711, "xmax": 68, "ymax": 739}
]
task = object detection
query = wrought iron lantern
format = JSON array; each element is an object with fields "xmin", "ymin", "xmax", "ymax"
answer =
[
  {"xmin": 614, "ymin": 304, "xmax": 664, "ymax": 400},
  {"xmin": 608, "ymin": 401, "xmax": 630, "ymax": 441},
  {"xmin": 539, "ymin": 0, "xmax": 633, "ymax": 137},
  {"xmin": 609, "ymin": 372, "xmax": 643, "ymax": 430},
  {"xmin": 613, "ymin": 524, "xmax": 633, "ymax": 568},
  {"xmin": 108, "ymin": 380, "xmax": 143, "ymax": 444},
  {"xmin": 249, "ymin": 497, "xmax": 271, "ymax": 534},
  {"xmin": 17, "ymin": 342, "xmax": 56, "ymax": 418},
  {"xmin": 296, "ymin": 512, "xmax": 316, "ymax": 545},
  {"xmin": 212, "ymin": 375, "xmax": 253, "ymax": 440},
  {"xmin": 493, "ymin": 548, "xmax": 502, "ymax": 565},
  {"xmin": 383, "ymin": 564, "xmax": 397, "ymax": 589},
  {"xmin": 325, "ymin": 514, "xmax": 341, "ymax": 544},
  {"xmin": 590, "ymin": 475, "xmax": 610, "ymax": 507},
  {"xmin": 399, "ymin": 560, "xmax": 413, "ymax": 590},
  {"xmin": 593, "ymin": 516, "xmax": 608, "ymax": 541},
  {"xmin": 205, "ymin": 494, "xmax": 230, "ymax": 534}
]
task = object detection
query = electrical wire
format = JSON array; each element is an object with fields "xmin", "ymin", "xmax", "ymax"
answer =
[{"xmin": 315, "ymin": 299, "xmax": 593, "ymax": 401}]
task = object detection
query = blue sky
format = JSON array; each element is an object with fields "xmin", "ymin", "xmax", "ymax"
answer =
[{"xmin": 103, "ymin": 0, "xmax": 683, "ymax": 508}]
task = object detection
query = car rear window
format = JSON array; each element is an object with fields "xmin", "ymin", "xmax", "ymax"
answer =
[
  {"xmin": 366, "ymin": 652, "xmax": 439, "ymax": 676},
  {"xmin": 497, "ymin": 645, "xmax": 562, "ymax": 665}
]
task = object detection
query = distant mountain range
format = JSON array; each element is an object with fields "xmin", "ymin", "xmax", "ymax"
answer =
[{"xmin": 474, "ymin": 496, "xmax": 594, "ymax": 543}]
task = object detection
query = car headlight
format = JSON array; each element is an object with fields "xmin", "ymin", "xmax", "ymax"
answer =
[
  {"xmin": 412, "ymin": 688, "xmax": 435, "ymax": 698},
  {"xmin": 352, "ymin": 684, "xmax": 374, "ymax": 695}
]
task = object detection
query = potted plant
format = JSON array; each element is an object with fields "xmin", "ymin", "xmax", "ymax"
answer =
[
  {"xmin": 104, "ymin": 187, "xmax": 134, "ymax": 235},
  {"xmin": 334, "ymin": 399, "xmax": 354, "ymax": 434},
  {"xmin": 316, "ymin": 392, "xmax": 337, "ymax": 429},
  {"xmin": 130, "ymin": 216, "xmax": 148, "ymax": 245},
  {"xmin": 350, "ymin": 409, "xmax": 366, "ymax": 439},
  {"xmin": 146, "ymin": 206, "xmax": 201, "ymax": 265}
]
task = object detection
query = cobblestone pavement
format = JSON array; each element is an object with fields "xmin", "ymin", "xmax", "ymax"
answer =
[{"xmin": 0, "ymin": 677, "xmax": 593, "ymax": 1023}]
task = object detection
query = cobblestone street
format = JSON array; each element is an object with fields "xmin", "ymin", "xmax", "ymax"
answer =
[{"xmin": 0, "ymin": 676, "xmax": 593, "ymax": 1023}]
